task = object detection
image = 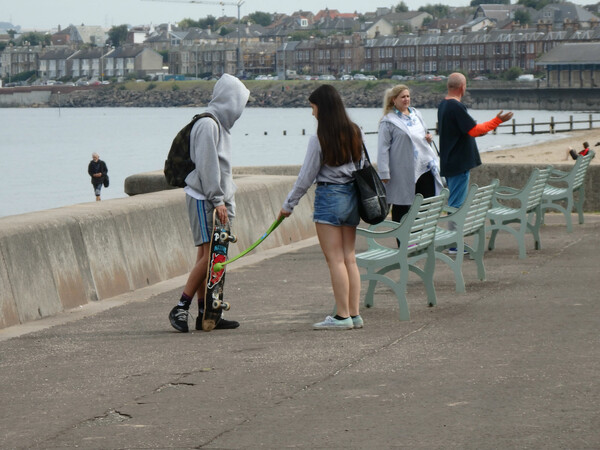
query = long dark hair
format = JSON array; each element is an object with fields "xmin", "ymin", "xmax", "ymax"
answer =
[{"xmin": 308, "ymin": 84, "xmax": 362, "ymax": 166}]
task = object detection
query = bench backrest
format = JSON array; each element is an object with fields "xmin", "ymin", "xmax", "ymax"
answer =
[
  {"xmin": 463, "ymin": 180, "xmax": 499, "ymax": 236},
  {"xmin": 406, "ymin": 190, "xmax": 449, "ymax": 252},
  {"xmin": 525, "ymin": 166, "xmax": 553, "ymax": 212},
  {"xmin": 572, "ymin": 150, "xmax": 595, "ymax": 190}
]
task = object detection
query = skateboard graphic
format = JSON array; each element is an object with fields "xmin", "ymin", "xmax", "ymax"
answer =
[{"xmin": 201, "ymin": 210, "xmax": 237, "ymax": 332}]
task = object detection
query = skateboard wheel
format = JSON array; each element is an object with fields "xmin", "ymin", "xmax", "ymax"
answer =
[
  {"xmin": 222, "ymin": 302, "xmax": 231, "ymax": 311},
  {"xmin": 219, "ymin": 231, "xmax": 229, "ymax": 242},
  {"xmin": 229, "ymin": 234, "xmax": 237, "ymax": 243},
  {"xmin": 212, "ymin": 299, "xmax": 222, "ymax": 309}
]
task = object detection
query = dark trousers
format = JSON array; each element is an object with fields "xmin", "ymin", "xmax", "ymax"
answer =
[{"xmin": 391, "ymin": 171, "xmax": 436, "ymax": 223}]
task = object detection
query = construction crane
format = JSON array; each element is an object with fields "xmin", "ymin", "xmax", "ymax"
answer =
[{"xmin": 142, "ymin": 0, "xmax": 245, "ymax": 76}]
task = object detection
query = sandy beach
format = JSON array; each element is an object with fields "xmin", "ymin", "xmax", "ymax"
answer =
[{"xmin": 480, "ymin": 128, "xmax": 600, "ymax": 165}]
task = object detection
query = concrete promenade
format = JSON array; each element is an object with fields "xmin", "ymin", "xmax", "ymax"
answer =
[{"xmin": 1, "ymin": 213, "xmax": 599, "ymax": 449}]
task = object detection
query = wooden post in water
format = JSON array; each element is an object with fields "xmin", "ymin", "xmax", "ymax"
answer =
[
  {"xmin": 512, "ymin": 118, "xmax": 516, "ymax": 135},
  {"xmin": 531, "ymin": 117, "xmax": 535, "ymax": 135},
  {"xmin": 569, "ymin": 115, "xmax": 573, "ymax": 131},
  {"xmin": 550, "ymin": 116, "xmax": 555, "ymax": 134},
  {"xmin": 590, "ymin": 114, "xmax": 593, "ymax": 129}
]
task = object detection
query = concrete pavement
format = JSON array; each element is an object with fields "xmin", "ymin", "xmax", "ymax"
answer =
[{"xmin": 1, "ymin": 213, "xmax": 599, "ymax": 449}]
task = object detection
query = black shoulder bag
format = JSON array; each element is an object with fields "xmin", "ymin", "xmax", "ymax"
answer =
[{"xmin": 354, "ymin": 144, "xmax": 389, "ymax": 224}]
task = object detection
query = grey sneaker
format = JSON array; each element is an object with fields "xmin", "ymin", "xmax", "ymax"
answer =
[
  {"xmin": 352, "ymin": 315, "xmax": 364, "ymax": 329},
  {"xmin": 313, "ymin": 315, "xmax": 354, "ymax": 330}
]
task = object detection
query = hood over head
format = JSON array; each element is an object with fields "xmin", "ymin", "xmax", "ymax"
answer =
[{"xmin": 206, "ymin": 74, "xmax": 250, "ymax": 132}]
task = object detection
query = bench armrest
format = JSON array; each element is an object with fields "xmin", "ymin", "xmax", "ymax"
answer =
[
  {"xmin": 494, "ymin": 186, "xmax": 520, "ymax": 199},
  {"xmin": 438, "ymin": 206, "xmax": 458, "ymax": 224},
  {"xmin": 357, "ymin": 220, "xmax": 402, "ymax": 238}
]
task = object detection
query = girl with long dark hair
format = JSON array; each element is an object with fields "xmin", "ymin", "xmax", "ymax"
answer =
[{"xmin": 278, "ymin": 84, "xmax": 365, "ymax": 330}]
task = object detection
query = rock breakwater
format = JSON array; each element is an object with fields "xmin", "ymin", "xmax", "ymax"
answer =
[{"xmin": 48, "ymin": 80, "xmax": 447, "ymax": 109}]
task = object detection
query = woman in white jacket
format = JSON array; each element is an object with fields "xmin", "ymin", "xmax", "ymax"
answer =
[{"xmin": 377, "ymin": 85, "xmax": 444, "ymax": 223}]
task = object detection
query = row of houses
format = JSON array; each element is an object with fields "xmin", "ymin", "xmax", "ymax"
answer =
[
  {"xmin": 2, "ymin": 24, "xmax": 600, "ymax": 88},
  {"xmin": 1, "ymin": 45, "xmax": 165, "ymax": 81},
  {"xmin": 1, "ymin": 4, "xmax": 599, "ymax": 87}
]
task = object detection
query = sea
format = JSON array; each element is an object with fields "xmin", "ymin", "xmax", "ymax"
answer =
[{"xmin": 1, "ymin": 107, "xmax": 596, "ymax": 218}]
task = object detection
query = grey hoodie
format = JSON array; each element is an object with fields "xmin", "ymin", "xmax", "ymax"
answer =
[{"xmin": 184, "ymin": 74, "xmax": 250, "ymax": 217}]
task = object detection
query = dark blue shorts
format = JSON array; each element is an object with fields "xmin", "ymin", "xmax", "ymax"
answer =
[{"xmin": 313, "ymin": 183, "xmax": 360, "ymax": 227}]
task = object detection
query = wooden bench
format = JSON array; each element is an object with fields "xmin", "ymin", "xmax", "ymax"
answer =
[
  {"xmin": 356, "ymin": 189, "xmax": 448, "ymax": 321},
  {"xmin": 428, "ymin": 180, "xmax": 498, "ymax": 293},
  {"xmin": 487, "ymin": 166, "xmax": 553, "ymax": 259},
  {"xmin": 541, "ymin": 149, "xmax": 595, "ymax": 232}
]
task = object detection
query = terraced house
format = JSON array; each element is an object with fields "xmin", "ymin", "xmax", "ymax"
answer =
[{"xmin": 1, "ymin": 4, "xmax": 600, "ymax": 83}]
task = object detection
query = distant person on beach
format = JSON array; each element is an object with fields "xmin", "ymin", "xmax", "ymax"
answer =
[
  {"xmin": 437, "ymin": 72, "xmax": 513, "ymax": 209},
  {"xmin": 567, "ymin": 141, "xmax": 591, "ymax": 160},
  {"xmin": 168, "ymin": 74, "xmax": 249, "ymax": 333},
  {"xmin": 87, "ymin": 153, "xmax": 108, "ymax": 201},
  {"xmin": 377, "ymin": 84, "xmax": 444, "ymax": 224},
  {"xmin": 278, "ymin": 84, "xmax": 365, "ymax": 331}
]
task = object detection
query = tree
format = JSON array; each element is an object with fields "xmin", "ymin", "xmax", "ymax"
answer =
[
  {"xmin": 418, "ymin": 4, "xmax": 450, "ymax": 19},
  {"xmin": 107, "ymin": 25, "xmax": 128, "ymax": 47},
  {"xmin": 470, "ymin": 0, "xmax": 509, "ymax": 5},
  {"xmin": 198, "ymin": 15, "xmax": 217, "ymax": 30},
  {"xmin": 395, "ymin": 2, "xmax": 409, "ymax": 13},
  {"xmin": 505, "ymin": 66, "xmax": 522, "ymax": 80},
  {"xmin": 248, "ymin": 12, "xmax": 272, "ymax": 27},
  {"xmin": 19, "ymin": 32, "xmax": 50, "ymax": 46},
  {"xmin": 514, "ymin": 9, "xmax": 532, "ymax": 25},
  {"xmin": 516, "ymin": 0, "xmax": 552, "ymax": 10},
  {"xmin": 179, "ymin": 18, "xmax": 201, "ymax": 28}
]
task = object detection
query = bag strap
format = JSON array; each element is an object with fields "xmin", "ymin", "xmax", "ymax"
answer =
[{"xmin": 355, "ymin": 142, "xmax": 371, "ymax": 170}]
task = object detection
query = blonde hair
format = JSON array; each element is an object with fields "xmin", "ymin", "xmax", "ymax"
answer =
[{"xmin": 382, "ymin": 84, "xmax": 409, "ymax": 116}]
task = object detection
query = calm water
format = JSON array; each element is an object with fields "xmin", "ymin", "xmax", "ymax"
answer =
[{"xmin": 0, "ymin": 107, "xmax": 595, "ymax": 218}]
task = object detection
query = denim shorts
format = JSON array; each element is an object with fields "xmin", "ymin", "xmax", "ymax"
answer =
[{"xmin": 313, "ymin": 182, "xmax": 360, "ymax": 227}]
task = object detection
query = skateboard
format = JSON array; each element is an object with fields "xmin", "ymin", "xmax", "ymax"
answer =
[{"xmin": 201, "ymin": 210, "xmax": 237, "ymax": 331}]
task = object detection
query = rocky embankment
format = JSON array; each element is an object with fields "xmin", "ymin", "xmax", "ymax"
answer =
[{"xmin": 48, "ymin": 81, "xmax": 448, "ymax": 109}]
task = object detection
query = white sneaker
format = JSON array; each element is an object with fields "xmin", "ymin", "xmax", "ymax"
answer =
[
  {"xmin": 352, "ymin": 315, "xmax": 364, "ymax": 329},
  {"xmin": 313, "ymin": 315, "xmax": 354, "ymax": 330}
]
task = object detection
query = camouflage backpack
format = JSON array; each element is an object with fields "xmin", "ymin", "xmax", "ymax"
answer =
[{"xmin": 164, "ymin": 112, "xmax": 219, "ymax": 187}]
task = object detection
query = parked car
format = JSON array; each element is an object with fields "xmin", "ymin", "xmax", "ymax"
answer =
[
  {"xmin": 339, "ymin": 74, "xmax": 353, "ymax": 81},
  {"xmin": 318, "ymin": 74, "xmax": 336, "ymax": 80},
  {"xmin": 353, "ymin": 73, "xmax": 367, "ymax": 80}
]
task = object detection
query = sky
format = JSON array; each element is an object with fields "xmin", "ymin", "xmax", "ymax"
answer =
[{"xmin": 2, "ymin": 0, "xmax": 475, "ymax": 31}]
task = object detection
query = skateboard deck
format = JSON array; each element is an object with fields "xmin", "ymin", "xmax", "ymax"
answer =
[{"xmin": 201, "ymin": 210, "xmax": 236, "ymax": 331}]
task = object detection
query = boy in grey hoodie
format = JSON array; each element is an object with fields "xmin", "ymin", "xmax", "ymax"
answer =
[{"xmin": 169, "ymin": 74, "xmax": 250, "ymax": 333}]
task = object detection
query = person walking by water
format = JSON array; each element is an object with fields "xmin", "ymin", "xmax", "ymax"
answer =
[
  {"xmin": 168, "ymin": 74, "xmax": 250, "ymax": 333},
  {"xmin": 87, "ymin": 153, "xmax": 108, "ymax": 201},
  {"xmin": 278, "ymin": 84, "xmax": 365, "ymax": 331},
  {"xmin": 377, "ymin": 84, "xmax": 444, "ymax": 224},
  {"xmin": 437, "ymin": 72, "xmax": 513, "ymax": 209}
]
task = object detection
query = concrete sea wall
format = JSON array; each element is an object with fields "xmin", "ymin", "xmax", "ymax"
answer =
[
  {"xmin": 1, "ymin": 163, "xmax": 597, "ymax": 330},
  {"xmin": 0, "ymin": 175, "xmax": 315, "ymax": 330}
]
